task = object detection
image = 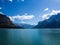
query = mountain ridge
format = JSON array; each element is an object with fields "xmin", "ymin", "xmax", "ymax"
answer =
[
  {"xmin": 0, "ymin": 14, "xmax": 22, "ymax": 28},
  {"xmin": 34, "ymin": 13, "xmax": 60, "ymax": 28}
]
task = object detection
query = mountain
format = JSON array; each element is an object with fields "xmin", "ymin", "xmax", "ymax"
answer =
[
  {"xmin": 35, "ymin": 13, "xmax": 60, "ymax": 28},
  {"xmin": 0, "ymin": 14, "xmax": 22, "ymax": 28},
  {"xmin": 15, "ymin": 23, "xmax": 34, "ymax": 28}
]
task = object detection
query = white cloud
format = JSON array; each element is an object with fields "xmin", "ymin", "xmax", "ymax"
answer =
[
  {"xmin": 9, "ymin": 13, "xmax": 34, "ymax": 21},
  {"xmin": 41, "ymin": 14, "xmax": 50, "ymax": 20},
  {"xmin": 50, "ymin": 10, "xmax": 60, "ymax": 15},
  {"xmin": 44, "ymin": 8, "xmax": 49, "ymax": 11},
  {"xmin": 41, "ymin": 10, "xmax": 60, "ymax": 21},
  {"xmin": 0, "ymin": 7, "xmax": 2, "ymax": 10},
  {"xmin": 9, "ymin": 0, "xmax": 13, "ymax": 2},
  {"xmin": 9, "ymin": 16, "xmax": 14, "ymax": 21},
  {"xmin": 17, "ymin": 0, "xmax": 24, "ymax": 2},
  {"xmin": 9, "ymin": 0, "xmax": 24, "ymax": 2},
  {"xmin": 21, "ymin": 0, "xmax": 24, "ymax": 2}
]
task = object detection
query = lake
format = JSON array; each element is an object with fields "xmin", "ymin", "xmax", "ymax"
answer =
[{"xmin": 0, "ymin": 29, "xmax": 60, "ymax": 45}]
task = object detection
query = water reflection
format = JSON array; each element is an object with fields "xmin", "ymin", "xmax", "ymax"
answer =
[
  {"xmin": 38, "ymin": 29, "xmax": 60, "ymax": 45},
  {"xmin": 0, "ymin": 29, "xmax": 60, "ymax": 45},
  {"xmin": 0, "ymin": 29, "xmax": 9, "ymax": 45}
]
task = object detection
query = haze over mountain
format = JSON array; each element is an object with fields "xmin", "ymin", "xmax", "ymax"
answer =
[
  {"xmin": 35, "ymin": 13, "xmax": 60, "ymax": 28},
  {"xmin": 15, "ymin": 23, "xmax": 34, "ymax": 28}
]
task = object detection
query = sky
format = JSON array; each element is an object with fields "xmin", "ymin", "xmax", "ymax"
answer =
[{"xmin": 0, "ymin": 0, "xmax": 60, "ymax": 25}]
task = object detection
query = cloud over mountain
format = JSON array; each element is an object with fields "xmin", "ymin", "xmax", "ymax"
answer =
[
  {"xmin": 35, "ymin": 13, "xmax": 60, "ymax": 28},
  {"xmin": 9, "ymin": 13, "xmax": 34, "ymax": 21},
  {"xmin": 41, "ymin": 10, "xmax": 60, "ymax": 21}
]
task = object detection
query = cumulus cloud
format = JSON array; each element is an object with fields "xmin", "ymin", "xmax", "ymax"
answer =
[
  {"xmin": 41, "ymin": 10, "xmax": 60, "ymax": 21},
  {"xmin": 44, "ymin": 8, "xmax": 49, "ymax": 11},
  {"xmin": 9, "ymin": 0, "xmax": 13, "ymax": 2},
  {"xmin": 9, "ymin": 13, "xmax": 34, "ymax": 21}
]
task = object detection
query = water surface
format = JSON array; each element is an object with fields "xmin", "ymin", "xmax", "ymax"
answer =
[{"xmin": 0, "ymin": 29, "xmax": 60, "ymax": 45}]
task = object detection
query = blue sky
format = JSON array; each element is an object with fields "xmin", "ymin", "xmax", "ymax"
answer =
[{"xmin": 0, "ymin": 0, "xmax": 60, "ymax": 25}]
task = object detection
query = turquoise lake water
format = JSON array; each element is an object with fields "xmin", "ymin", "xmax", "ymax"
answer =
[{"xmin": 0, "ymin": 29, "xmax": 60, "ymax": 45}]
